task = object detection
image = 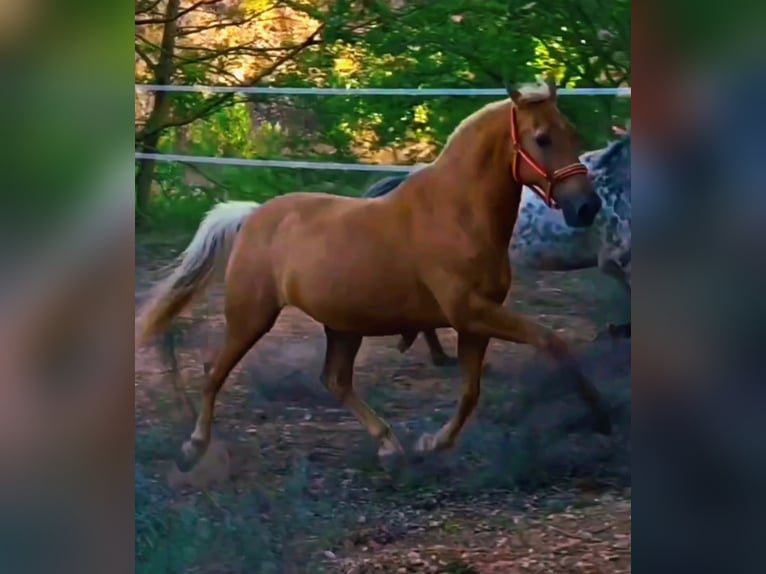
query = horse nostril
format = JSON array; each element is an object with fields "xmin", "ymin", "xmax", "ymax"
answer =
[
  {"xmin": 577, "ymin": 204, "xmax": 593, "ymax": 223},
  {"xmin": 577, "ymin": 194, "xmax": 602, "ymax": 224}
]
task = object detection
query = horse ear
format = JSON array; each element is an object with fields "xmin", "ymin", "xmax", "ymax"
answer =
[{"xmin": 544, "ymin": 71, "xmax": 558, "ymax": 98}]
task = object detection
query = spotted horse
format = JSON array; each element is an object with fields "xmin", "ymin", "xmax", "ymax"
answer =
[{"xmin": 365, "ymin": 129, "xmax": 631, "ymax": 366}]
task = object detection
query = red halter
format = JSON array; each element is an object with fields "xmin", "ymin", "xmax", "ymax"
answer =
[{"xmin": 509, "ymin": 105, "xmax": 589, "ymax": 208}]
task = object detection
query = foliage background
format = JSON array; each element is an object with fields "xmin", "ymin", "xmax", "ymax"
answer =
[{"xmin": 135, "ymin": 0, "xmax": 630, "ymax": 230}]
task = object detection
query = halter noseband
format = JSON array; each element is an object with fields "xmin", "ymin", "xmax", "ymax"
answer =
[{"xmin": 510, "ymin": 105, "xmax": 589, "ymax": 208}]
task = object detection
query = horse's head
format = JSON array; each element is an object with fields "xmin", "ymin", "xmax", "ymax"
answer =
[{"xmin": 506, "ymin": 76, "xmax": 602, "ymax": 228}]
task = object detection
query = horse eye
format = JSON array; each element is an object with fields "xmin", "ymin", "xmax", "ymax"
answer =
[{"xmin": 535, "ymin": 132, "xmax": 552, "ymax": 147}]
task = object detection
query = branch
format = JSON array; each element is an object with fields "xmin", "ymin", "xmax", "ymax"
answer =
[
  {"xmin": 138, "ymin": 139, "xmax": 236, "ymax": 197},
  {"xmin": 346, "ymin": 2, "xmax": 433, "ymax": 35},
  {"xmin": 164, "ymin": 36, "xmax": 323, "ymax": 82},
  {"xmin": 176, "ymin": 61, "xmax": 244, "ymax": 85},
  {"xmin": 421, "ymin": 39, "xmax": 505, "ymax": 84},
  {"xmin": 136, "ymin": 94, "xmax": 236, "ymax": 143},
  {"xmin": 176, "ymin": 15, "xmax": 306, "ymax": 37},
  {"xmin": 137, "ymin": 23, "xmax": 326, "ymax": 139},
  {"xmin": 134, "ymin": 42, "xmax": 157, "ymax": 72},
  {"xmin": 174, "ymin": 40, "xmax": 321, "ymax": 66},
  {"xmin": 135, "ymin": 32, "xmax": 161, "ymax": 51},
  {"xmin": 135, "ymin": 0, "xmax": 164, "ymax": 17},
  {"xmin": 173, "ymin": 5, "xmax": 283, "ymax": 37},
  {"xmin": 135, "ymin": 0, "xmax": 225, "ymax": 26}
]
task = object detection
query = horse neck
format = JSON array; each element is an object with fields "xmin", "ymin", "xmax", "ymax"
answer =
[{"xmin": 430, "ymin": 107, "xmax": 521, "ymax": 248}]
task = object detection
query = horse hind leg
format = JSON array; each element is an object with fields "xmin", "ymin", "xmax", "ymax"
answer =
[
  {"xmin": 596, "ymin": 258, "xmax": 631, "ymax": 340},
  {"xmin": 178, "ymin": 284, "xmax": 281, "ymax": 472},
  {"xmin": 422, "ymin": 329, "xmax": 456, "ymax": 366},
  {"xmin": 396, "ymin": 329, "xmax": 456, "ymax": 366},
  {"xmin": 323, "ymin": 327, "xmax": 405, "ymax": 468},
  {"xmin": 415, "ymin": 332, "xmax": 489, "ymax": 453},
  {"xmin": 396, "ymin": 331, "xmax": 418, "ymax": 353},
  {"xmin": 160, "ymin": 326, "xmax": 199, "ymax": 421}
]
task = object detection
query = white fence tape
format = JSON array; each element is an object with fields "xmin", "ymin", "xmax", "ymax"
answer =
[
  {"xmin": 136, "ymin": 152, "xmax": 419, "ymax": 172},
  {"xmin": 135, "ymin": 84, "xmax": 631, "ymax": 170},
  {"xmin": 135, "ymin": 85, "xmax": 631, "ymax": 97}
]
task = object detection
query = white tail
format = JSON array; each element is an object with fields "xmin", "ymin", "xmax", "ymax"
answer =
[{"xmin": 135, "ymin": 201, "xmax": 259, "ymax": 346}]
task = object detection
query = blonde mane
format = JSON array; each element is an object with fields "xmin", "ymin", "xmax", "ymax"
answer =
[
  {"xmin": 515, "ymin": 81, "xmax": 553, "ymax": 103},
  {"xmin": 439, "ymin": 81, "xmax": 554, "ymax": 154}
]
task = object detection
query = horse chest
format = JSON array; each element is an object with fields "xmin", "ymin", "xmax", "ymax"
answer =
[{"xmin": 465, "ymin": 253, "xmax": 511, "ymax": 302}]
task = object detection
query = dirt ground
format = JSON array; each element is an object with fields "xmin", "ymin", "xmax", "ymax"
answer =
[{"xmin": 135, "ymin": 240, "xmax": 631, "ymax": 574}]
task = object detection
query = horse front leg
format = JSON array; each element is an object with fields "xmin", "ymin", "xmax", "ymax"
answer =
[{"xmin": 445, "ymin": 292, "xmax": 612, "ymax": 435}]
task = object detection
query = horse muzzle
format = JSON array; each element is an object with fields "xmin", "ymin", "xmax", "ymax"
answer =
[{"xmin": 558, "ymin": 190, "xmax": 602, "ymax": 228}]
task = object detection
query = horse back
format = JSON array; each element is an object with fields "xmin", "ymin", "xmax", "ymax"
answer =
[{"xmin": 240, "ymin": 190, "xmax": 415, "ymax": 272}]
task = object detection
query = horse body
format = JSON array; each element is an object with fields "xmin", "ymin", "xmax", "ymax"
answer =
[
  {"xmin": 137, "ymin": 81, "xmax": 612, "ymax": 472},
  {"xmin": 367, "ymin": 133, "xmax": 632, "ymax": 362},
  {"xmin": 248, "ymin": 186, "xmax": 450, "ymax": 335},
  {"xmin": 225, "ymin": 167, "xmax": 512, "ymax": 337}
]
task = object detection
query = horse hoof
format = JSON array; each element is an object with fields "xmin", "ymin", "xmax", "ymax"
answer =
[
  {"xmin": 175, "ymin": 439, "xmax": 206, "ymax": 473},
  {"xmin": 378, "ymin": 442, "xmax": 407, "ymax": 472},
  {"xmin": 432, "ymin": 354, "xmax": 457, "ymax": 367},
  {"xmin": 414, "ymin": 432, "xmax": 439, "ymax": 453}
]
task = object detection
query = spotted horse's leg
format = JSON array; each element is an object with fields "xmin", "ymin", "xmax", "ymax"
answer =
[{"xmin": 595, "ymin": 257, "xmax": 631, "ymax": 340}]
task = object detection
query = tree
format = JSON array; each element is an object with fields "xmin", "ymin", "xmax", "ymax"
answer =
[{"xmin": 134, "ymin": 0, "xmax": 325, "ymax": 223}]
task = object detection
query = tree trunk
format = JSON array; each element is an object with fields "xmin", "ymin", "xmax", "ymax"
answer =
[
  {"xmin": 135, "ymin": 0, "xmax": 180, "ymax": 226},
  {"xmin": 135, "ymin": 137, "xmax": 160, "ymax": 226}
]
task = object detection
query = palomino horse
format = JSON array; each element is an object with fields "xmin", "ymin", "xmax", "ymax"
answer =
[
  {"xmin": 135, "ymin": 79, "xmax": 612, "ymax": 472},
  {"xmin": 366, "ymin": 128, "xmax": 631, "ymax": 366}
]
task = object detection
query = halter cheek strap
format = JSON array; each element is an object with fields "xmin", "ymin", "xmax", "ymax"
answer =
[{"xmin": 510, "ymin": 106, "xmax": 589, "ymax": 208}]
